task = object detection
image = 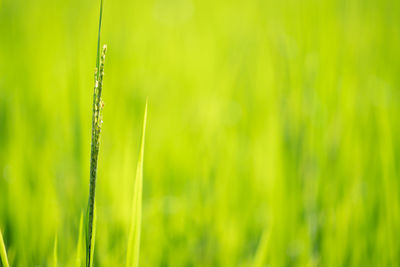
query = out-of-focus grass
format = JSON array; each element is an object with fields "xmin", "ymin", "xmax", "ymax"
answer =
[
  {"xmin": 126, "ymin": 101, "xmax": 147, "ymax": 267},
  {"xmin": 0, "ymin": 228, "xmax": 9, "ymax": 267},
  {"xmin": 0, "ymin": 0, "xmax": 399, "ymax": 266}
]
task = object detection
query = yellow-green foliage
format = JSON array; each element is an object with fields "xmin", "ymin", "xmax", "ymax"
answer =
[
  {"xmin": 75, "ymin": 212, "xmax": 84, "ymax": 267},
  {"xmin": 0, "ymin": 229, "xmax": 9, "ymax": 267},
  {"xmin": 126, "ymin": 101, "xmax": 147, "ymax": 267},
  {"xmin": 53, "ymin": 234, "xmax": 58, "ymax": 267},
  {"xmin": 0, "ymin": 0, "xmax": 400, "ymax": 266}
]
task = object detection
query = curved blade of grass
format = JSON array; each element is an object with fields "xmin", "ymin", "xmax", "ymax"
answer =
[
  {"xmin": 85, "ymin": 201, "xmax": 97, "ymax": 267},
  {"xmin": 253, "ymin": 229, "xmax": 271, "ymax": 267},
  {"xmin": 53, "ymin": 234, "xmax": 58, "ymax": 267},
  {"xmin": 0, "ymin": 228, "xmax": 9, "ymax": 267},
  {"xmin": 76, "ymin": 211, "xmax": 84, "ymax": 267},
  {"xmin": 89, "ymin": 204, "xmax": 97, "ymax": 267},
  {"xmin": 126, "ymin": 100, "xmax": 148, "ymax": 267}
]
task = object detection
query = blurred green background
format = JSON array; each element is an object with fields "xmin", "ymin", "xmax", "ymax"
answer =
[{"xmin": 1, "ymin": 0, "xmax": 400, "ymax": 266}]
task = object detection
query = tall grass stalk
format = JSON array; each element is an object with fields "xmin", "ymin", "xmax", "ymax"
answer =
[
  {"xmin": 86, "ymin": 0, "xmax": 106, "ymax": 266},
  {"xmin": 0, "ymin": 228, "xmax": 9, "ymax": 267},
  {"xmin": 126, "ymin": 101, "xmax": 148, "ymax": 267}
]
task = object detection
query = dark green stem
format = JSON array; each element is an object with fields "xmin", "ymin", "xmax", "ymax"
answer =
[{"xmin": 95, "ymin": 0, "xmax": 104, "ymax": 80}]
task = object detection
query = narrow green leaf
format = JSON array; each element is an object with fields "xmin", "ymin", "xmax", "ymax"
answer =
[
  {"xmin": 76, "ymin": 211, "xmax": 84, "ymax": 267},
  {"xmin": 86, "ymin": 202, "xmax": 98, "ymax": 267},
  {"xmin": 53, "ymin": 234, "xmax": 58, "ymax": 267},
  {"xmin": 0, "ymin": 228, "xmax": 9, "ymax": 267},
  {"xmin": 253, "ymin": 229, "xmax": 270, "ymax": 267},
  {"xmin": 126, "ymin": 101, "xmax": 148, "ymax": 267},
  {"xmin": 89, "ymin": 204, "xmax": 97, "ymax": 267}
]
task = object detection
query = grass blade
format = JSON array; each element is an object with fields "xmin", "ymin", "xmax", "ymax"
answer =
[
  {"xmin": 0, "ymin": 228, "xmax": 9, "ymax": 267},
  {"xmin": 85, "ymin": 201, "xmax": 98, "ymax": 267},
  {"xmin": 76, "ymin": 211, "xmax": 84, "ymax": 267},
  {"xmin": 53, "ymin": 234, "xmax": 58, "ymax": 267},
  {"xmin": 126, "ymin": 101, "xmax": 148, "ymax": 267},
  {"xmin": 253, "ymin": 229, "xmax": 270, "ymax": 267},
  {"xmin": 88, "ymin": 204, "xmax": 97, "ymax": 267}
]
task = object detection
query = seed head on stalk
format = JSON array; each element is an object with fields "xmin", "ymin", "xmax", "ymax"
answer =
[{"xmin": 86, "ymin": 0, "xmax": 106, "ymax": 266}]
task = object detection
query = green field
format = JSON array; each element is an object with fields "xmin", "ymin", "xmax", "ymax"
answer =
[{"xmin": 1, "ymin": 0, "xmax": 400, "ymax": 266}]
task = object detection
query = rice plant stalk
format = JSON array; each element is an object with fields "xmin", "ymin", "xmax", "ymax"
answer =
[
  {"xmin": 126, "ymin": 101, "xmax": 148, "ymax": 267},
  {"xmin": 0, "ymin": 228, "xmax": 9, "ymax": 267},
  {"xmin": 86, "ymin": 0, "xmax": 106, "ymax": 266}
]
